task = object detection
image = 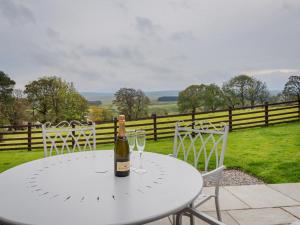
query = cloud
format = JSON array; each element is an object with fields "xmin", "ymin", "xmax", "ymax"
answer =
[
  {"xmin": 0, "ymin": 0, "xmax": 300, "ymax": 92},
  {"xmin": 281, "ymin": 0, "xmax": 300, "ymax": 11},
  {"xmin": 0, "ymin": 0, "xmax": 35, "ymax": 25},
  {"xmin": 45, "ymin": 28, "xmax": 60, "ymax": 40},
  {"xmin": 242, "ymin": 69, "xmax": 299, "ymax": 76},
  {"xmin": 32, "ymin": 51, "xmax": 63, "ymax": 68},
  {"xmin": 168, "ymin": 0, "xmax": 191, "ymax": 10},
  {"xmin": 135, "ymin": 17, "xmax": 161, "ymax": 34},
  {"xmin": 115, "ymin": 1, "xmax": 128, "ymax": 13},
  {"xmin": 133, "ymin": 61, "xmax": 174, "ymax": 75},
  {"xmin": 170, "ymin": 31, "xmax": 195, "ymax": 42},
  {"xmin": 83, "ymin": 46, "xmax": 143, "ymax": 60}
]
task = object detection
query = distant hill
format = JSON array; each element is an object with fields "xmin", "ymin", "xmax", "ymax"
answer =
[
  {"xmin": 80, "ymin": 92, "xmax": 114, "ymax": 103},
  {"xmin": 80, "ymin": 90, "xmax": 179, "ymax": 103},
  {"xmin": 158, "ymin": 96, "xmax": 178, "ymax": 102},
  {"xmin": 88, "ymin": 100, "xmax": 102, "ymax": 105},
  {"xmin": 145, "ymin": 90, "xmax": 179, "ymax": 100}
]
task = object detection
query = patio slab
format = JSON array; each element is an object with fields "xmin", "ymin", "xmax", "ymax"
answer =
[
  {"xmin": 228, "ymin": 208, "xmax": 298, "ymax": 225},
  {"xmin": 269, "ymin": 183, "xmax": 300, "ymax": 203},
  {"xmin": 225, "ymin": 184, "xmax": 299, "ymax": 208},
  {"xmin": 146, "ymin": 211, "xmax": 239, "ymax": 225},
  {"xmin": 194, "ymin": 211, "xmax": 239, "ymax": 225},
  {"xmin": 283, "ymin": 206, "xmax": 300, "ymax": 219},
  {"xmin": 147, "ymin": 184, "xmax": 300, "ymax": 225},
  {"xmin": 197, "ymin": 187, "xmax": 250, "ymax": 211}
]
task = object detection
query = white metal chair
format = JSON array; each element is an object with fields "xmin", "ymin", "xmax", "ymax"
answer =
[
  {"xmin": 172, "ymin": 120, "xmax": 229, "ymax": 225},
  {"xmin": 42, "ymin": 121, "xmax": 96, "ymax": 157}
]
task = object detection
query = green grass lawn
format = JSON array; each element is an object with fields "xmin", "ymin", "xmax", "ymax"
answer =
[{"xmin": 0, "ymin": 122, "xmax": 299, "ymax": 184}]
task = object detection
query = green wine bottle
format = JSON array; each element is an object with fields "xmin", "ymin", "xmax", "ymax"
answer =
[{"xmin": 114, "ymin": 115, "xmax": 130, "ymax": 177}]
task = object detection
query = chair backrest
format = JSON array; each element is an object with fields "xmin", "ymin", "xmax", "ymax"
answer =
[
  {"xmin": 42, "ymin": 121, "xmax": 96, "ymax": 157},
  {"xmin": 173, "ymin": 120, "xmax": 229, "ymax": 172}
]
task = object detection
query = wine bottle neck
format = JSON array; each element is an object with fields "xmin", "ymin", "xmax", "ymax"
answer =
[{"xmin": 118, "ymin": 121, "xmax": 126, "ymax": 137}]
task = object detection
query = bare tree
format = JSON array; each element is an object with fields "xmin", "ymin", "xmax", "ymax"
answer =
[{"xmin": 247, "ymin": 79, "xmax": 269, "ymax": 107}]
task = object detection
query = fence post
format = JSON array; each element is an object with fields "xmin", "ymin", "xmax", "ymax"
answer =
[
  {"xmin": 72, "ymin": 123, "xmax": 76, "ymax": 148},
  {"xmin": 0, "ymin": 126, "xmax": 3, "ymax": 142},
  {"xmin": 191, "ymin": 108, "xmax": 196, "ymax": 125},
  {"xmin": 113, "ymin": 117, "xmax": 118, "ymax": 142},
  {"xmin": 298, "ymin": 99, "xmax": 300, "ymax": 120},
  {"xmin": 27, "ymin": 122, "xmax": 32, "ymax": 151},
  {"xmin": 191, "ymin": 108, "xmax": 196, "ymax": 137},
  {"xmin": 152, "ymin": 113, "xmax": 157, "ymax": 141},
  {"xmin": 264, "ymin": 102, "xmax": 269, "ymax": 126},
  {"xmin": 228, "ymin": 107, "xmax": 232, "ymax": 132}
]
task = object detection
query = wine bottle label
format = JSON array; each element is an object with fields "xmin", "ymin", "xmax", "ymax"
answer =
[{"xmin": 116, "ymin": 161, "xmax": 130, "ymax": 172}]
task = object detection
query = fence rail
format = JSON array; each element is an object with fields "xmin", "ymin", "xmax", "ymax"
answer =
[{"xmin": 0, "ymin": 100, "xmax": 299, "ymax": 151}]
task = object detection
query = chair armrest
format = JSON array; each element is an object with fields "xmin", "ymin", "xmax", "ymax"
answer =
[
  {"xmin": 202, "ymin": 165, "xmax": 225, "ymax": 179},
  {"xmin": 202, "ymin": 165, "xmax": 225, "ymax": 186}
]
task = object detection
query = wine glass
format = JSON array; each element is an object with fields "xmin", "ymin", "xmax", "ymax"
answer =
[
  {"xmin": 126, "ymin": 129, "xmax": 136, "ymax": 170},
  {"xmin": 135, "ymin": 130, "xmax": 146, "ymax": 173},
  {"xmin": 126, "ymin": 130, "xmax": 136, "ymax": 153}
]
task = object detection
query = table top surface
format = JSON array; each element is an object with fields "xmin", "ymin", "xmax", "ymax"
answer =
[{"xmin": 0, "ymin": 150, "xmax": 203, "ymax": 225}]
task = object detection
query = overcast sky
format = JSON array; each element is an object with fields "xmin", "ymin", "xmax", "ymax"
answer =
[{"xmin": 0, "ymin": 0, "xmax": 299, "ymax": 92}]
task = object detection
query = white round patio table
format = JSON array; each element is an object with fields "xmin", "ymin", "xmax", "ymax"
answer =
[{"xmin": 0, "ymin": 150, "xmax": 203, "ymax": 225}]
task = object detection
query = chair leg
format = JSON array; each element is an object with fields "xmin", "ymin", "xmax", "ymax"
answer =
[
  {"xmin": 184, "ymin": 207, "xmax": 226, "ymax": 225},
  {"xmin": 215, "ymin": 195, "xmax": 222, "ymax": 221},
  {"xmin": 175, "ymin": 213, "xmax": 182, "ymax": 225},
  {"xmin": 172, "ymin": 214, "xmax": 176, "ymax": 225},
  {"xmin": 189, "ymin": 213, "xmax": 195, "ymax": 225},
  {"xmin": 187, "ymin": 202, "xmax": 195, "ymax": 225}
]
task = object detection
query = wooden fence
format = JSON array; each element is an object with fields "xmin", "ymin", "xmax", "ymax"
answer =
[{"xmin": 0, "ymin": 100, "xmax": 299, "ymax": 151}]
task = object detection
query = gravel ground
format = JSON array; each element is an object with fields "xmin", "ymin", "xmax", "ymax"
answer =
[{"xmin": 206, "ymin": 169, "xmax": 264, "ymax": 187}]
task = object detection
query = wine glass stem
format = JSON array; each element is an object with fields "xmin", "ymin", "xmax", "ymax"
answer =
[{"xmin": 139, "ymin": 152, "xmax": 143, "ymax": 169}]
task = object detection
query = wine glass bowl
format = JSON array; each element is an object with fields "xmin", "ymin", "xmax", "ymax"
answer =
[
  {"xmin": 136, "ymin": 130, "xmax": 146, "ymax": 153},
  {"xmin": 126, "ymin": 129, "xmax": 136, "ymax": 153}
]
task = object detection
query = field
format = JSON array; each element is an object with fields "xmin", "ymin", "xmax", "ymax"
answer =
[
  {"xmin": 0, "ymin": 102, "xmax": 298, "ymax": 151},
  {"xmin": 100, "ymin": 101, "xmax": 179, "ymax": 116},
  {"xmin": 147, "ymin": 101, "xmax": 179, "ymax": 115},
  {"xmin": 0, "ymin": 122, "xmax": 299, "ymax": 184}
]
